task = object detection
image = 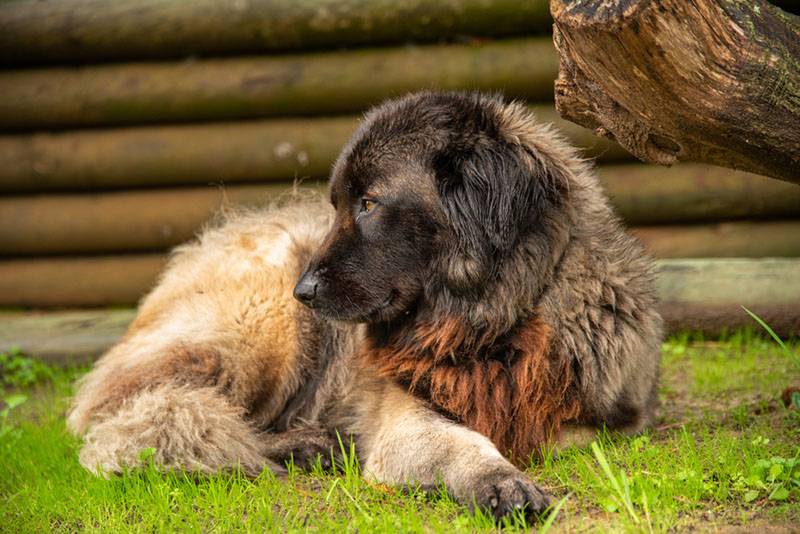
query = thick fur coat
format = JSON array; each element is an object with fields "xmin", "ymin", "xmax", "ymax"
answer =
[{"xmin": 69, "ymin": 91, "xmax": 662, "ymax": 519}]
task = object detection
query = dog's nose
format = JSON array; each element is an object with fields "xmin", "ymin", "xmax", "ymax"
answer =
[{"xmin": 293, "ymin": 272, "xmax": 319, "ymax": 306}]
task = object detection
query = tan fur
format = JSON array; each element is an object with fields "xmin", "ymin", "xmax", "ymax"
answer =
[
  {"xmin": 69, "ymin": 200, "xmax": 333, "ymax": 465},
  {"xmin": 79, "ymin": 384, "xmax": 280, "ymax": 477},
  {"xmin": 69, "ymin": 197, "xmax": 549, "ymax": 514}
]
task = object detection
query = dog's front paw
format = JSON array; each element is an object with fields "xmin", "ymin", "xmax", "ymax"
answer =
[{"xmin": 469, "ymin": 469, "xmax": 551, "ymax": 521}]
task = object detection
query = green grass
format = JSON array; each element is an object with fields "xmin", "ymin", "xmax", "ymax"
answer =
[{"xmin": 1, "ymin": 333, "xmax": 799, "ymax": 533}]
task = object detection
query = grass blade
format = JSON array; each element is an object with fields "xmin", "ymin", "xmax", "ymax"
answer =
[
  {"xmin": 741, "ymin": 306, "xmax": 799, "ymax": 367},
  {"xmin": 538, "ymin": 494, "xmax": 569, "ymax": 534}
]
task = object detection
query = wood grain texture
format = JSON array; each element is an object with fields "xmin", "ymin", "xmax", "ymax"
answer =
[
  {"xmin": 0, "ymin": 0, "xmax": 550, "ymax": 65},
  {"xmin": 597, "ymin": 165, "xmax": 800, "ymax": 225},
  {"xmin": 656, "ymin": 258, "xmax": 800, "ymax": 307},
  {"xmin": 2, "ymin": 167, "xmax": 798, "ymax": 256},
  {"xmin": 632, "ymin": 221, "xmax": 800, "ymax": 259},
  {"xmin": 0, "ymin": 183, "xmax": 312, "ymax": 256},
  {"xmin": 0, "ymin": 38, "xmax": 557, "ymax": 130},
  {"xmin": 0, "ymin": 107, "xmax": 628, "ymax": 193},
  {"xmin": 0, "ymin": 255, "xmax": 166, "ymax": 308},
  {"xmin": 0, "ymin": 309, "xmax": 136, "ymax": 365},
  {"xmin": 551, "ymin": 0, "xmax": 800, "ymax": 183}
]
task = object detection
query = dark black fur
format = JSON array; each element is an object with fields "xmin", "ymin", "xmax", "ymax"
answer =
[{"xmin": 295, "ymin": 91, "xmax": 564, "ymax": 319}]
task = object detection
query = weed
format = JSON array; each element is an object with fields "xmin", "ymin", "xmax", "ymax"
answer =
[
  {"xmin": 0, "ymin": 347, "xmax": 55, "ymax": 388},
  {"xmin": 732, "ymin": 437, "xmax": 800, "ymax": 504},
  {"xmin": 742, "ymin": 307, "xmax": 799, "ymax": 367},
  {"xmin": 742, "ymin": 306, "xmax": 800, "ymax": 409},
  {"xmin": 0, "ymin": 392, "xmax": 27, "ymax": 440}
]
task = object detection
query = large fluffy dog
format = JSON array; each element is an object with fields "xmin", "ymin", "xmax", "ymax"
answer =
[{"xmin": 69, "ymin": 91, "xmax": 661, "ymax": 519}]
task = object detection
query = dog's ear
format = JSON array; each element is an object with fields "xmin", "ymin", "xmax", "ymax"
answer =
[{"xmin": 433, "ymin": 139, "xmax": 563, "ymax": 293}]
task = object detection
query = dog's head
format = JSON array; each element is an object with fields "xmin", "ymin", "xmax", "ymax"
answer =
[{"xmin": 294, "ymin": 91, "xmax": 571, "ymax": 322}]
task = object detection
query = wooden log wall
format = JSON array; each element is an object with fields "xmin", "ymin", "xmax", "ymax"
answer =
[
  {"xmin": 3, "ymin": 258, "xmax": 799, "ymax": 364},
  {"xmin": 0, "ymin": 0, "xmax": 798, "ymax": 340}
]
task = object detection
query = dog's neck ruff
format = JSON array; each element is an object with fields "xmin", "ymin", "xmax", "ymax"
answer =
[{"xmin": 362, "ymin": 313, "xmax": 581, "ymax": 463}]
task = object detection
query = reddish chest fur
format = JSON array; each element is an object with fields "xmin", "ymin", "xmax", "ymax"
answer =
[{"xmin": 362, "ymin": 316, "xmax": 581, "ymax": 462}]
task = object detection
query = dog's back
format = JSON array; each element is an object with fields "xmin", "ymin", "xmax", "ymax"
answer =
[{"xmin": 67, "ymin": 199, "xmax": 347, "ymax": 475}]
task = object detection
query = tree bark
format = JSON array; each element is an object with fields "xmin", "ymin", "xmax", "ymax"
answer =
[
  {"xmin": 0, "ymin": 38, "xmax": 556, "ymax": 130},
  {"xmin": 0, "ymin": 0, "xmax": 550, "ymax": 66},
  {"xmin": 550, "ymin": 0, "xmax": 800, "ymax": 184},
  {"xmin": 0, "ymin": 106, "xmax": 629, "ymax": 193}
]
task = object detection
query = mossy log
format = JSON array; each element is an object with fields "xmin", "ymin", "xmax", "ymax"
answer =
[
  {"xmin": 0, "ymin": 107, "xmax": 628, "ymax": 193},
  {"xmin": 551, "ymin": 0, "xmax": 800, "ymax": 183},
  {"xmin": 0, "ymin": 38, "xmax": 556, "ymax": 130},
  {"xmin": 632, "ymin": 221, "xmax": 800, "ymax": 259},
  {"xmin": 1, "ymin": 259, "xmax": 797, "ymax": 359},
  {"xmin": 598, "ymin": 165, "xmax": 800, "ymax": 225},
  {"xmin": 0, "ymin": 0, "xmax": 550, "ymax": 66},
  {"xmin": 0, "ymin": 255, "xmax": 165, "ymax": 308},
  {"xmin": 2, "ymin": 170, "xmax": 799, "ymax": 256}
]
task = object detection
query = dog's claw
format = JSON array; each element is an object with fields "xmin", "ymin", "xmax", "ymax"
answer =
[{"xmin": 471, "ymin": 470, "xmax": 551, "ymax": 522}]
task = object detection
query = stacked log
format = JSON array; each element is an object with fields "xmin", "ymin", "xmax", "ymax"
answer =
[
  {"xmin": 4, "ymin": 258, "xmax": 798, "ymax": 364},
  {"xmin": 0, "ymin": 0, "xmax": 798, "ymax": 339},
  {"xmin": 0, "ymin": 0, "xmax": 551, "ymax": 65},
  {"xmin": 657, "ymin": 259, "xmax": 800, "ymax": 338},
  {"xmin": 0, "ymin": 107, "xmax": 627, "ymax": 193},
  {"xmin": 1, "ymin": 167, "xmax": 799, "ymax": 256},
  {"xmin": 0, "ymin": 38, "xmax": 558, "ymax": 130}
]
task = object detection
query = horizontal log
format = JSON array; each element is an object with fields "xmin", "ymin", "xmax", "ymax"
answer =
[
  {"xmin": 3, "ymin": 166, "xmax": 800, "ymax": 256},
  {"xmin": 0, "ymin": 183, "xmax": 323, "ymax": 256},
  {"xmin": 597, "ymin": 165, "xmax": 800, "ymax": 225},
  {"xmin": 0, "ymin": 0, "xmax": 550, "ymax": 66},
  {"xmin": 657, "ymin": 258, "xmax": 800, "ymax": 336},
  {"xmin": 0, "ymin": 255, "xmax": 166, "ymax": 308},
  {"xmin": 632, "ymin": 222, "xmax": 800, "ymax": 259},
  {"xmin": 659, "ymin": 303, "xmax": 800, "ymax": 339},
  {"xmin": 0, "ymin": 38, "xmax": 557, "ymax": 131},
  {"xmin": 0, "ymin": 117, "xmax": 355, "ymax": 192},
  {"xmin": 2, "ymin": 259, "xmax": 798, "ymax": 362},
  {"xmin": 657, "ymin": 258, "xmax": 800, "ymax": 306},
  {"xmin": 0, "ymin": 309, "xmax": 136, "ymax": 365},
  {"xmin": 0, "ymin": 107, "xmax": 629, "ymax": 193}
]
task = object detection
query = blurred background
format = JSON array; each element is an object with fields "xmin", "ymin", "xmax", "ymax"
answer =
[{"xmin": 0, "ymin": 0, "xmax": 798, "ymax": 360}]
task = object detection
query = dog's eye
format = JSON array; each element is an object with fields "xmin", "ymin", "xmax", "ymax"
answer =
[{"xmin": 359, "ymin": 198, "xmax": 377, "ymax": 214}]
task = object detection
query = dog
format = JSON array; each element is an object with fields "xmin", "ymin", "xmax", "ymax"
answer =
[{"xmin": 68, "ymin": 91, "xmax": 662, "ymax": 520}]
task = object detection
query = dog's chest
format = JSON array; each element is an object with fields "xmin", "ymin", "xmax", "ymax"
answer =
[{"xmin": 362, "ymin": 316, "xmax": 582, "ymax": 461}]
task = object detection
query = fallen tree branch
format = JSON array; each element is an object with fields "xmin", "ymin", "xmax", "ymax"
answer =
[{"xmin": 551, "ymin": 0, "xmax": 800, "ymax": 183}]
